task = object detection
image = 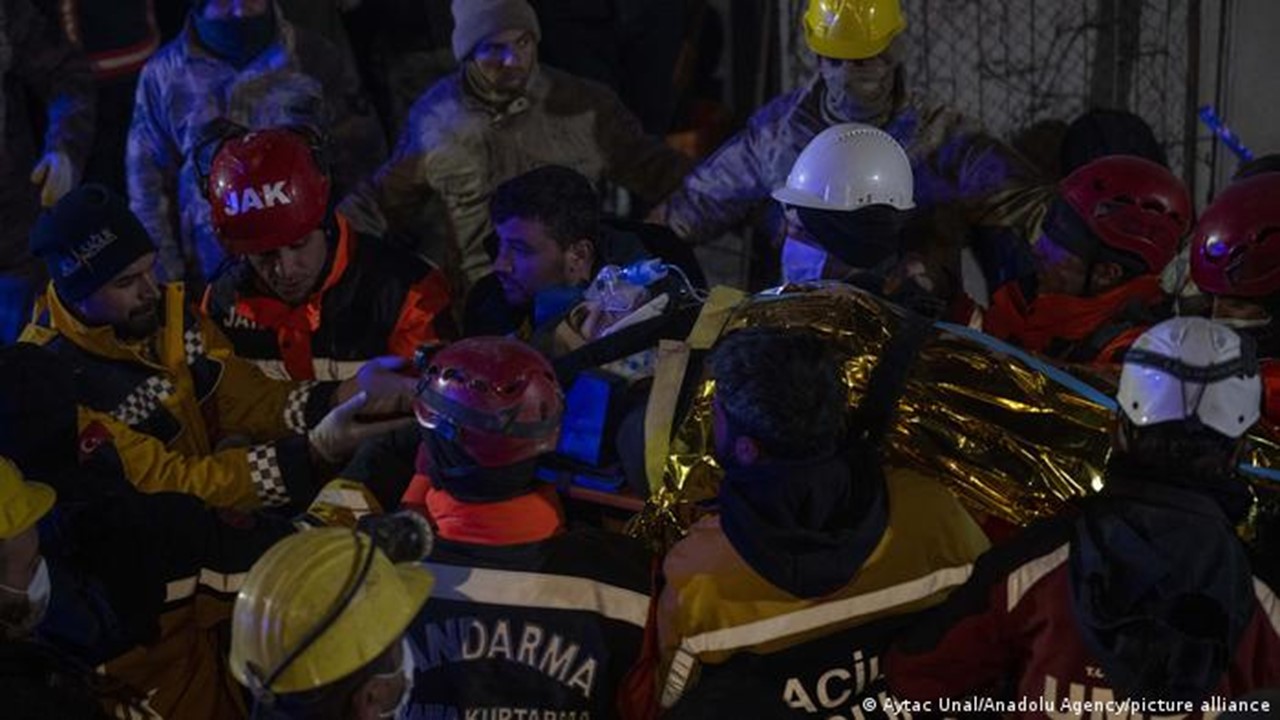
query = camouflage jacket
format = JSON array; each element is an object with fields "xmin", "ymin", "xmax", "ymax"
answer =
[
  {"xmin": 653, "ymin": 73, "xmax": 1038, "ymax": 244},
  {"xmin": 126, "ymin": 15, "xmax": 385, "ymax": 284},
  {"xmin": 362, "ymin": 64, "xmax": 692, "ymax": 285}
]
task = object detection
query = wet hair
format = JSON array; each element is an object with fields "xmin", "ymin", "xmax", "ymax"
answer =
[
  {"xmin": 490, "ymin": 166, "xmax": 600, "ymax": 250},
  {"xmin": 709, "ymin": 327, "xmax": 847, "ymax": 459}
]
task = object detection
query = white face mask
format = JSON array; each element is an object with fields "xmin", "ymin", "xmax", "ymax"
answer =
[
  {"xmin": 377, "ymin": 638, "xmax": 415, "ymax": 719},
  {"xmin": 0, "ymin": 557, "xmax": 51, "ymax": 638},
  {"xmin": 781, "ymin": 237, "xmax": 830, "ymax": 284}
]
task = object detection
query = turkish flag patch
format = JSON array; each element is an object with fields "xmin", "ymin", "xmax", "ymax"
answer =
[{"xmin": 77, "ymin": 421, "xmax": 115, "ymax": 462}]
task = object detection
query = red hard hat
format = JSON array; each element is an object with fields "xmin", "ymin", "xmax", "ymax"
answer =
[
  {"xmin": 1191, "ymin": 173, "xmax": 1280, "ymax": 298},
  {"xmin": 206, "ymin": 128, "xmax": 331, "ymax": 255},
  {"xmin": 1059, "ymin": 155, "xmax": 1192, "ymax": 272},
  {"xmin": 413, "ymin": 338, "xmax": 563, "ymax": 467}
]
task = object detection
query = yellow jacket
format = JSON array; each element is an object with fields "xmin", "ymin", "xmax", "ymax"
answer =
[
  {"xmin": 21, "ymin": 282, "xmax": 331, "ymax": 509},
  {"xmin": 655, "ymin": 467, "xmax": 990, "ymax": 708}
]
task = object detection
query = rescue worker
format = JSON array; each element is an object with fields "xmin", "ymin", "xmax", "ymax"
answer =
[
  {"xmin": 0, "ymin": 339, "xmax": 433, "ymax": 720},
  {"xmin": 229, "ymin": 527, "xmax": 433, "ymax": 720},
  {"xmin": 0, "ymin": 447, "xmax": 296, "ymax": 719},
  {"xmin": 886, "ymin": 317, "xmax": 1280, "ymax": 712},
  {"xmin": 0, "ymin": 0, "xmax": 95, "ymax": 343},
  {"xmin": 127, "ymin": 0, "xmax": 386, "ymax": 287},
  {"xmin": 21, "ymin": 184, "xmax": 415, "ymax": 511},
  {"xmin": 359, "ymin": 0, "xmax": 693, "ymax": 287},
  {"xmin": 971, "ymin": 155, "xmax": 1191, "ymax": 363},
  {"xmin": 651, "ymin": 327, "xmax": 989, "ymax": 716},
  {"xmin": 651, "ymin": 0, "xmax": 1033, "ymax": 247},
  {"xmin": 465, "ymin": 164, "xmax": 703, "ymax": 339},
  {"xmin": 37, "ymin": 0, "xmax": 161, "ymax": 195},
  {"xmin": 401, "ymin": 337, "xmax": 652, "ymax": 717},
  {"xmin": 0, "ymin": 458, "xmax": 54, "ymax": 645},
  {"xmin": 201, "ymin": 125, "xmax": 455, "ymax": 382},
  {"xmin": 1190, "ymin": 173, "xmax": 1280, "ymax": 365},
  {"xmin": 772, "ymin": 122, "xmax": 952, "ymax": 316}
]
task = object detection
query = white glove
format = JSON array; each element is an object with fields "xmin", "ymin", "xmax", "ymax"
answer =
[
  {"xmin": 309, "ymin": 391, "xmax": 415, "ymax": 464},
  {"xmin": 30, "ymin": 151, "xmax": 76, "ymax": 208}
]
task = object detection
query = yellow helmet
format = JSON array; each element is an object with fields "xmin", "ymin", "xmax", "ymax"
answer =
[
  {"xmin": 804, "ymin": 0, "xmax": 907, "ymax": 61},
  {"xmin": 228, "ymin": 528, "xmax": 433, "ymax": 696},
  {"xmin": 0, "ymin": 457, "xmax": 55, "ymax": 541}
]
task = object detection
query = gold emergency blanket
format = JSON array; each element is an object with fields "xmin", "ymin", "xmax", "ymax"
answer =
[{"xmin": 630, "ymin": 285, "xmax": 1280, "ymax": 547}]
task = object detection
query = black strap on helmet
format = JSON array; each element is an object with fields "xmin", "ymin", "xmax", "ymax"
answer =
[
  {"xmin": 1122, "ymin": 334, "xmax": 1259, "ymax": 384},
  {"xmin": 249, "ymin": 532, "xmax": 378, "ymax": 718}
]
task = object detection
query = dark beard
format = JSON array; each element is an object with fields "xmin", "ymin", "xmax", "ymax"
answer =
[{"xmin": 115, "ymin": 302, "xmax": 161, "ymax": 341}]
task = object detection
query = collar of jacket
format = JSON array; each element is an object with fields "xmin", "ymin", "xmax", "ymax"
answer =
[
  {"xmin": 412, "ymin": 447, "xmax": 565, "ymax": 546},
  {"xmin": 460, "ymin": 64, "xmax": 550, "ymax": 122},
  {"xmin": 718, "ymin": 453, "xmax": 889, "ymax": 599},
  {"xmin": 233, "ymin": 215, "xmax": 354, "ymax": 379},
  {"xmin": 39, "ymin": 282, "xmax": 187, "ymax": 372},
  {"xmin": 180, "ymin": 5, "xmax": 295, "ymax": 72}
]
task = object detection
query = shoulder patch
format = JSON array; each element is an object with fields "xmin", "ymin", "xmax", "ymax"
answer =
[{"xmin": 78, "ymin": 421, "xmax": 116, "ymax": 462}]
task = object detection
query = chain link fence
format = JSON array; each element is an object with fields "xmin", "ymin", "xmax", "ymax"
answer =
[{"xmin": 778, "ymin": 0, "xmax": 1194, "ymax": 176}]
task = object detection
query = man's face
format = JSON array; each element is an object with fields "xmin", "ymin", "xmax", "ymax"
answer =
[
  {"xmin": 472, "ymin": 30, "xmax": 537, "ymax": 94},
  {"xmin": 200, "ymin": 0, "xmax": 269, "ymax": 19},
  {"xmin": 246, "ymin": 229, "xmax": 330, "ymax": 306},
  {"xmin": 76, "ymin": 252, "xmax": 162, "ymax": 341},
  {"xmin": 1032, "ymin": 234, "xmax": 1090, "ymax": 296},
  {"xmin": 818, "ymin": 52, "xmax": 897, "ymax": 123},
  {"xmin": 493, "ymin": 217, "xmax": 591, "ymax": 307}
]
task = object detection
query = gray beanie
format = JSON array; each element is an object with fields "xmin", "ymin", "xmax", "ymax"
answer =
[{"xmin": 451, "ymin": 0, "xmax": 541, "ymax": 61}]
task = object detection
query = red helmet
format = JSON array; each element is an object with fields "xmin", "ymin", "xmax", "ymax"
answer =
[
  {"xmin": 206, "ymin": 127, "xmax": 331, "ymax": 255},
  {"xmin": 1058, "ymin": 155, "xmax": 1192, "ymax": 272},
  {"xmin": 1191, "ymin": 173, "xmax": 1280, "ymax": 298},
  {"xmin": 413, "ymin": 338, "xmax": 563, "ymax": 467}
]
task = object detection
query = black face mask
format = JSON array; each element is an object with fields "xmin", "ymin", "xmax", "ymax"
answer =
[
  {"xmin": 192, "ymin": 9, "xmax": 276, "ymax": 69},
  {"xmin": 422, "ymin": 428, "xmax": 541, "ymax": 503},
  {"xmin": 795, "ymin": 204, "xmax": 909, "ymax": 271}
]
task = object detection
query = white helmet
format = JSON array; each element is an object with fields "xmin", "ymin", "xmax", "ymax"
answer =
[
  {"xmin": 1116, "ymin": 317, "xmax": 1261, "ymax": 439},
  {"xmin": 771, "ymin": 123, "xmax": 915, "ymax": 212}
]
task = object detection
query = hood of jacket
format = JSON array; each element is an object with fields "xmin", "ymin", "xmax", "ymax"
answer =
[
  {"xmin": 1069, "ymin": 475, "xmax": 1255, "ymax": 703},
  {"xmin": 718, "ymin": 453, "xmax": 887, "ymax": 599}
]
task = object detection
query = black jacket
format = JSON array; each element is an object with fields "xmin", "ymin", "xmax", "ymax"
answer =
[{"xmin": 406, "ymin": 529, "xmax": 652, "ymax": 718}]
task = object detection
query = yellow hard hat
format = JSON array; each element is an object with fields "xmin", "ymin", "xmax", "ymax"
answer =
[
  {"xmin": 0, "ymin": 457, "xmax": 55, "ymax": 541},
  {"xmin": 228, "ymin": 528, "xmax": 433, "ymax": 696},
  {"xmin": 804, "ymin": 0, "xmax": 907, "ymax": 61}
]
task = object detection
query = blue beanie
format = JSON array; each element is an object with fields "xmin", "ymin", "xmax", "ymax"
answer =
[{"xmin": 29, "ymin": 185, "xmax": 157, "ymax": 303}]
